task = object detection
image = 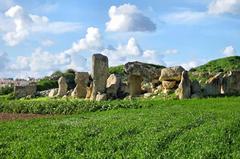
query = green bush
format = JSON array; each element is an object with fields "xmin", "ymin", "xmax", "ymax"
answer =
[
  {"xmin": 0, "ymin": 98, "xmax": 147, "ymax": 115},
  {"xmin": 109, "ymin": 65, "xmax": 125, "ymax": 76},
  {"xmin": 37, "ymin": 79, "xmax": 58, "ymax": 91},
  {"xmin": 0, "ymin": 86, "xmax": 14, "ymax": 95}
]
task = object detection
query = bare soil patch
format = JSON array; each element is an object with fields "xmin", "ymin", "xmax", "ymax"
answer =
[{"xmin": 0, "ymin": 113, "xmax": 49, "ymax": 121}]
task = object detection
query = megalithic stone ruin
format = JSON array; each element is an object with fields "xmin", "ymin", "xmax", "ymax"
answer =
[
  {"xmin": 90, "ymin": 54, "xmax": 109, "ymax": 100},
  {"xmin": 71, "ymin": 72, "xmax": 89, "ymax": 98}
]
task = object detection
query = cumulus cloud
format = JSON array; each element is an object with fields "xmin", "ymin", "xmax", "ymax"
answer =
[
  {"xmin": 181, "ymin": 61, "xmax": 203, "ymax": 70},
  {"xmin": 208, "ymin": 0, "xmax": 240, "ymax": 15},
  {"xmin": 6, "ymin": 27, "xmax": 99, "ymax": 77},
  {"xmin": 223, "ymin": 46, "xmax": 236, "ymax": 57},
  {"xmin": 101, "ymin": 37, "xmax": 165, "ymax": 66},
  {"xmin": 0, "ymin": 5, "xmax": 81, "ymax": 46},
  {"xmin": 65, "ymin": 27, "xmax": 103, "ymax": 54},
  {"xmin": 163, "ymin": 0, "xmax": 240, "ymax": 24},
  {"xmin": 106, "ymin": 4, "xmax": 156, "ymax": 32}
]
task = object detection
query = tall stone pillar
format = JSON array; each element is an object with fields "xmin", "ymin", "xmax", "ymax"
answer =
[
  {"xmin": 90, "ymin": 54, "xmax": 109, "ymax": 100},
  {"xmin": 56, "ymin": 76, "xmax": 68, "ymax": 97},
  {"xmin": 128, "ymin": 75, "xmax": 142, "ymax": 96}
]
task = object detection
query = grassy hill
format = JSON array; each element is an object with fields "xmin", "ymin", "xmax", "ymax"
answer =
[
  {"xmin": 1, "ymin": 97, "xmax": 240, "ymax": 158},
  {"xmin": 191, "ymin": 56, "xmax": 240, "ymax": 73}
]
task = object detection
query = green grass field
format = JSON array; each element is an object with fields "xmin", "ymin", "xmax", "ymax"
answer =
[{"xmin": 1, "ymin": 97, "xmax": 240, "ymax": 158}]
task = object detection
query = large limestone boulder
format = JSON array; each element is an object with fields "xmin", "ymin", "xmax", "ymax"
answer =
[
  {"xmin": 71, "ymin": 72, "xmax": 89, "ymax": 98},
  {"xmin": 128, "ymin": 75, "xmax": 143, "ymax": 96},
  {"xmin": 191, "ymin": 80, "xmax": 201, "ymax": 94},
  {"xmin": 48, "ymin": 88, "xmax": 58, "ymax": 97},
  {"xmin": 106, "ymin": 74, "xmax": 121, "ymax": 98},
  {"xmin": 191, "ymin": 80, "xmax": 202, "ymax": 98},
  {"xmin": 14, "ymin": 82, "xmax": 37, "ymax": 98},
  {"xmin": 159, "ymin": 66, "xmax": 185, "ymax": 81},
  {"xmin": 203, "ymin": 73, "xmax": 222, "ymax": 96},
  {"xmin": 221, "ymin": 71, "xmax": 240, "ymax": 95},
  {"xmin": 85, "ymin": 83, "xmax": 93, "ymax": 99},
  {"xmin": 96, "ymin": 93, "xmax": 107, "ymax": 101},
  {"xmin": 118, "ymin": 82, "xmax": 129, "ymax": 98},
  {"xmin": 90, "ymin": 54, "xmax": 109, "ymax": 100},
  {"xmin": 162, "ymin": 81, "xmax": 176, "ymax": 89},
  {"xmin": 124, "ymin": 61, "xmax": 164, "ymax": 82},
  {"xmin": 176, "ymin": 71, "xmax": 191, "ymax": 99},
  {"xmin": 125, "ymin": 61, "xmax": 163, "ymax": 97},
  {"xmin": 56, "ymin": 76, "xmax": 68, "ymax": 97}
]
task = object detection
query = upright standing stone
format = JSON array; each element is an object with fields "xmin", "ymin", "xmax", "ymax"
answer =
[
  {"xmin": 128, "ymin": 75, "xmax": 142, "ymax": 96},
  {"xmin": 203, "ymin": 73, "xmax": 222, "ymax": 96},
  {"xmin": 221, "ymin": 71, "xmax": 240, "ymax": 95},
  {"xmin": 177, "ymin": 71, "xmax": 191, "ymax": 99},
  {"xmin": 106, "ymin": 74, "xmax": 121, "ymax": 99},
  {"xmin": 56, "ymin": 76, "xmax": 68, "ymax": 97},
  {"xmin": 71, "ymin": 72, "xmax": 89, "ymax": 98},
  {"xmin": 90, "ymin": 54, "xmax": 109, "ymax": 100}
]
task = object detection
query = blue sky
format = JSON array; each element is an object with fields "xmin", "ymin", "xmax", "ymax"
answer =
[{"xmin": 0, "ymin": 0, "xmax": 239, "ymax": 78}]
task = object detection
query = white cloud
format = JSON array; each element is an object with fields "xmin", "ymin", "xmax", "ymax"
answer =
[
  {"xmin": 162, "ymin": 0, "xmax": 240, "ymax": 24},
  {"xmin": 181, "ymin": 61, "xmax": 202, "ymax": 70},
  {"xmin": 106, "ymin": 4, "xmax": 156, "ymax": 32},
  {"xmin": 41, "ymin": 39, "xmax": 55, "ymax": 47},
  {"xmin": 0, "ymin": 5, "xmax": 81, "ymax": 46},
  {"xmin": 65, "ymin": 27, "xmax": 103, "ymax": 54},
  {"xmin": 163, "ymin": 11, "xmax": 207, "ymax": 24},
  {"xmin": 223, "ymin": 46, "xmax": 236, "ymax": 57},
  {"xmin": 208, "ymin": 0, "xmax": 240, "ymax": 15},
  {"xmin": 10, "ymin": 48, "xmax": 71, "ymax": 72},
  {"xmin": 6, "ymin": 27, "xmax": 99, "ymax": 77},
  {"xmin": 163, "ymin": 49, "xmax": 179, "ymax": 55},
  {"xmin": 101, "ymin": 37, "xmax": 165, "ymax": 66}
]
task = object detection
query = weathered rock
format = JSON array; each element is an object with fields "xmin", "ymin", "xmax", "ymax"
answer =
[
  {"xmin": 37, "ymin": 89, "xmax": 51, "ymax": 97},
  {"xmin": 96, "ymin": 93, "xmax": 107, "ymax": 101},
  {"xmin": 48, "ymin": 88, "xmax": 58, "ymax": 97},
  {"xmin": 71, "ymin": 72, "xmax": 89, "ymax": 98},
  {"xmin": 118, "ymin": 82, "xmax": 129, "ymax": 98},
  {"xmin": 14, "ymin": 82, "xmax": 37, "ymax": 98},
  {"xmin": 91, "ymin": 54, "xmax": 109, "ymax": 100},
  {"xmin": 125, "ymin": 61, "xmax": 164, "ymax": 82},
  {"xmin": 191, "ymin": 80, "xmax": 201, "ymax": 94},
  {"xmin": 177, "ymin": 71, "xmax": 191, "ymax": 99},
  {"xmin": 144, "ymin": 93, "xmax": 153, "ymax": 98},
  {"xmin": 203, "ymin": 73, "xmax": 222, "ymax": 96},
  {"xmin": 141, "ymin": 82, "xmax": 153, "ymax": 93},
  {"xmin": 163, "ymin": 88, "xmax": 175, "ymax": 94},
  {"xmin": 56, "ymin": 76, "xmax": 68, "ymax": 97},
  {"xmin": 191, "ymin": 93, "xmax": 202, "ymax": 99},
  {"xmin": 128, "ymin": 75, "xmax": 143, "ymax": 96},
  {"xmin": 159, "ymin": 66, "xmax": 185, "ymax": 81},
  {"xmin": 106, "ymin": 74, "xmax": 121, "ymax": 98},
  {"xmin": 162, "ymin": 81, "xmax": 176, "ymax": 89},
  {"xmin": 85, "ymin": 83, "xmax": 93, "ymax": 99},
  {"xmin": 221, "ymin": 71, "xmax": 240, "ymax": 95}
]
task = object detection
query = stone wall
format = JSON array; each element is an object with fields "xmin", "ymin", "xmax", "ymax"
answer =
[{"xmin": 14, "ymin": 83, "xmax": 37, "ymax": 98}]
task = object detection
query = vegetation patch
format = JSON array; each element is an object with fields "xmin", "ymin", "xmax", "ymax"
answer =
[{"xmin": 0, "ymin": 97, "xmax": 240, "ymax": 158}]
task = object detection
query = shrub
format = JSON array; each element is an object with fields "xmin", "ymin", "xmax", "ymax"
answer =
[
  {"xmin": 0, "ymin": 98, "xmax": 148, "ymax": 115},
  {"xmin": 37, "ymin": 79, "xmax": 58, "ymax": 91},
  {"xmin": 0, "ymin": 86, "xmax": 14, "ymax": 95}
]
